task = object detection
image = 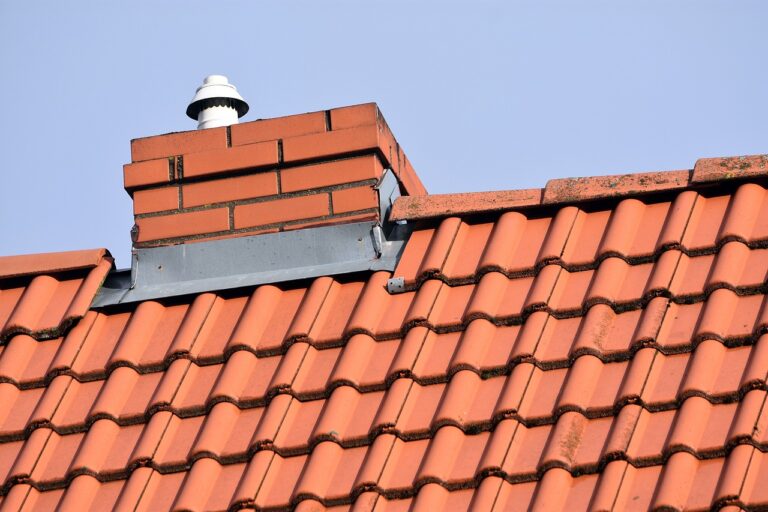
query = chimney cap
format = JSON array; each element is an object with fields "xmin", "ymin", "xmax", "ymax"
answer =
[{"xmin": 186, "ymin": 75, "xmax": 249, "ymax": 120}]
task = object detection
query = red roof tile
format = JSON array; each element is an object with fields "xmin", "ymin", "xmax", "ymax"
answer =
[
  {"xmin": 0, "ymin": 250, "xmax": 112, "ymax": 343},
  {"xmin": 0, "ymin": 248, "xmax": 109, "ymax": 279},
  {"xmin": 5, "ymin": 156, "xmax": 768, "ymax": 510}
]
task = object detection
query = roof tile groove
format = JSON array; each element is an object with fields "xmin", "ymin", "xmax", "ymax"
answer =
[
  {"xmin": 3, "ymin": 267, "xmax": 768, "ymax": 396},
  {"xmin": 5, "ymin": 175, "xmax": 768, "ymax": 509},
  {"xmin": 2, "ymin": 331, "xmax": 765, "ymax": 439},
  {"xmin": 4, "ymin": 251, "xmax": 768, "ymax": 390},
  {"xmin": 1, "ymin": 405, "xmax": 767, "ymax": 509}
]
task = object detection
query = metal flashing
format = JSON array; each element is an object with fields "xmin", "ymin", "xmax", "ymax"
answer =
[
  {"xmin": 375, "ymin": 168, "xmax": 400, "ymax": 222},
  {"xmin": 94, "ymin": 221, "xmax": 411, "ymax": 306}
]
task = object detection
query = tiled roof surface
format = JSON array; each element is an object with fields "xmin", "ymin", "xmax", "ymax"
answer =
[{"xmin": 3, "ymin": 162, "xmax": 768, "ymax": 510}]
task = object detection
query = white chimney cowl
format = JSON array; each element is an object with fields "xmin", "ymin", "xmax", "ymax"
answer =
[{"xmin": 186, "ymin": 75, "xmax": 249, "ymax": 130}]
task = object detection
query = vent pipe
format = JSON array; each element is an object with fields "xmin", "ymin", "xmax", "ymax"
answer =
[{"xmin": 186, "ymin": 75, "xmax": 249, "ymax": 130}]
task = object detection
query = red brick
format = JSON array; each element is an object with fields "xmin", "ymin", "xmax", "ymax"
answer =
[
  {"xmin": 131, "ymin": 128, "xmax": 227, "ymax": 162},
  {"xmin": 183, "ymin": 141, "xmax": 279, "ymax": 179},
  {"xmin": 281, "ymin": 125, "xmax": 380, "ymax": 164},
  {"xmin": 231, "ymin": 111, "xmax": 327, "ymax": 146},
  {"xmin": 133, "ymin": 186, "xmax": 180, "ymax": 215},
  {"xmin": 135, "ymin": 208, "xmax": 229, "ymax": 242},
  {"xmin": 123, "ymin": 158, "xmax": 172, "ymax": 190},
  {"xmin": 330, "ymin": 103, "xmax": 378, "ymax": 130},
  {"xmin": 281, "ymin": 155, "xmax": 384, "ymax": 193},
  {"xmin": 183, "ymin": 173, "xmax": 278, "ymax": 207},
  {"xmin": 234, "ymin": 194, "xmax": 329, "ymax": 229},
  {"xmin": 332, "ymin": 186, "xmax": 378, "ymax": 214}
]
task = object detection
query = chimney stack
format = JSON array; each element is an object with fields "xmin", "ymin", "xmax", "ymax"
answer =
[{"xmin": 123, "ymin": 101, "xmax": 426, "ymax": 248}]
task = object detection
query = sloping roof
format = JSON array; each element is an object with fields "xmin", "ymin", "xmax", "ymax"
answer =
[{"xmin": 2, "ymin": 155, "xmax": 768, "ymax": 510}]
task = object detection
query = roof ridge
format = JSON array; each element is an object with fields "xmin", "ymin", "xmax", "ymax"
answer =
[
  {"xmin": 0, "ymin": 248, "xmax": 112, "ymax": 280},
  {"xmin": 390, "ymin": 153, "xmax": 768, "ymax": 222}
]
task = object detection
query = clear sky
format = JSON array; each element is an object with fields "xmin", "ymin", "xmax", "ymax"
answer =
[{"xmin": 1, "ymin": 1, "xmax": 766, "ymax": 267}]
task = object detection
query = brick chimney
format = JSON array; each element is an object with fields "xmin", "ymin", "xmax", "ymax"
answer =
[{"xmin": 123, "ymin": 103, "xmax": 426, "ymax": 247}]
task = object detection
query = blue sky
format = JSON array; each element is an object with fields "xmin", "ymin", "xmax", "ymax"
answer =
[{"xmin": 1, "ymin": 1, "xmax": 766, "ymax": 267}]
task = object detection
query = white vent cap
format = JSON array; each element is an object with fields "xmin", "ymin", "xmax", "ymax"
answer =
[{"xmin": 186, "ymin": 75, "xmax": 249, "ymax": 130}]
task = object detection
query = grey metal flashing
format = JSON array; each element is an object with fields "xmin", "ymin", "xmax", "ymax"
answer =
[
  {"xmin": 375, "ymin": 169, "xmax": 400, "ymax": 222},
  {"xmin": 94, "ymin": 221, "xmax": 411, "ymax": 306},
  {"xmin": 93, "ymin": 170, "xmax": 410, "ymax": 306}
]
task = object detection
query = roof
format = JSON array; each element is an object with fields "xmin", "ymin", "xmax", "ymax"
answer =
[{"xmin": 2, "ymin": 154, "xmax": 768, "ymax": 511}]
